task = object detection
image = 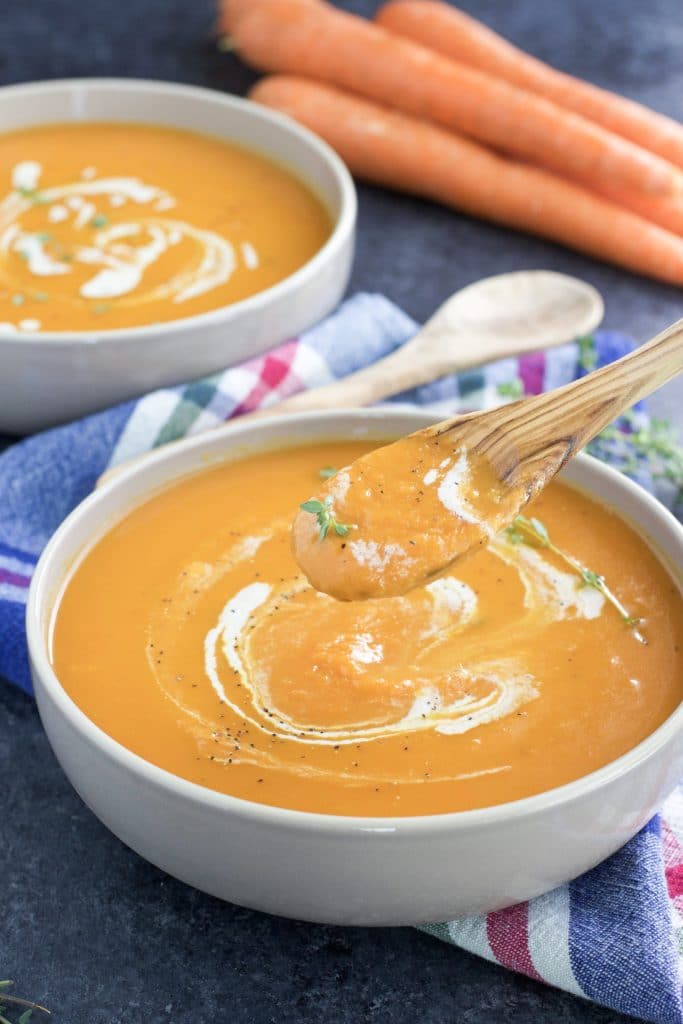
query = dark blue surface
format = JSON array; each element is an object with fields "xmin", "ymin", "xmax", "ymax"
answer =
[{"xmin": 2, "ymin": 1, "xmax": 682, "ymax": 1021}]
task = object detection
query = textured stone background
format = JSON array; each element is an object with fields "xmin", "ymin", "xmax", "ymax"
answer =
[{"xmin": 1, "ymin": 1, "xmax": 682, "ymax": 1021}]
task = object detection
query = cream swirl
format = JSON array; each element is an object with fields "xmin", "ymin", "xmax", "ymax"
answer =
[
  {"xmin": 144, "ymin": 521, "xmax": 606, "ymax": 785},
  {"xmin": 0, "ymin": 162, "xmax": 257, "ymax": 322}
]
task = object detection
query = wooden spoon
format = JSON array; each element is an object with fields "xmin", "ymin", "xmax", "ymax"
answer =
[
  {"xmin": 292, "ymin": 318, "xmax": 683, "ymax": 602},
  {"xmin": 98, "ymin": 270, "xmax": 602, "ymax": 487}
]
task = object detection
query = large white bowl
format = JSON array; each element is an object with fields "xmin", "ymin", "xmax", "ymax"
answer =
[
  {"xmin": 0, "ymin": 79, "xmax": 356, "ymax": 434},
  {"xmin": 27, "ymin": 409, "xmax": 683, "ymax": 926}
]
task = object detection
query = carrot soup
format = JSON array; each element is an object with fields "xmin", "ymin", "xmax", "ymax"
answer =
[
  {"xmin": 51, "ymin": 441, "xmax": 683, "ymax": 817},
  {"xmin": 0, "ymin": 122, "xmax": 330, "ymax": 332}
]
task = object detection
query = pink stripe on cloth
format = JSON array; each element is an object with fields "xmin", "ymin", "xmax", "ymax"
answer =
[
  {"xmin": 230, "ymin": 340, "xmax": 302, "ymax": 418},
  {"xmin": 662, "ymin": 820, "xmax": 683, "ymax": 900},
  {"xmin": 518, "ymin": 352, "xmax": 546, "ymax": 396},
  {"xmin": 0, "ymin": 567, "xmax": 30, "ymax": 588},
  {"xmin": 486, "ymin": 902, "xmax": 544, "ymax": 982}
]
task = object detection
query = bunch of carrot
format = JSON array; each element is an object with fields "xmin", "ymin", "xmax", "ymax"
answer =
[{"xmin": 217, "ymin": 0, "xmax": 683, "ymax": 286}]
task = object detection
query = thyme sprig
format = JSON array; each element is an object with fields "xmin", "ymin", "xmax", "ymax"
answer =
[
  {"xmin": 0, "ymin": 981, "xmax": 50, "ymax": 1024},
  {"xmin": 505, "ymin": 514, "xmax": 646, "ymax": 643},
  {"xmin": 318, "ymin": 466, "xmax": 338, "ymax": 479},
  {"xmin": 15, "ymin": 187, "xmax": 48, "ymax": 205},
  {"xmin": 300, "ymin": 496, "xmax": 354, "ymax": 540},
  {"xmin": 590, "ymin": 410, "xmax": 683, "ymax": 507},
  {"xmin": 575, "ymin": 336, "xmax": 682, "ymax": 507}
]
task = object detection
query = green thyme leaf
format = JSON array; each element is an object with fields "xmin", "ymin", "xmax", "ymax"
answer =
[
  {"xmin": 300, "ymin": 495, "xmax": 354, "ymax": 542},
  {"xmin": 18, "ymin": 1011, "xmax": 33, "ymax": 1024},
  {"xmin": 11, "ymin": 294, "xmax": 25, "ymax": 307},
  {"xmin": 300, "ymin": 499, "xmax": 324, "ymax": 514},
  {"xmin": 580, "ymin": 568, "xmax": 603, "ymax": 589},
  {"xmin": 90, "ymin": 213, "xmax": 108, "ymax": 228},
  {"xmin": 577, "ymin": 334, "xmax": 597, "ymax": 373},
  {"xmin": 319, "ymin": 466, "xmax": 338, "ymax": 479}
]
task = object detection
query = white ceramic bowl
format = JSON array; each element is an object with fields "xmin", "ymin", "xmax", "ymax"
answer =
[
  {"xmin": 27, "ymin": 409, "xmax": 683, "ymax": 926},
  {"xmin": 0, "ymin": 79, "xmax": 356, "ymax": 434}
]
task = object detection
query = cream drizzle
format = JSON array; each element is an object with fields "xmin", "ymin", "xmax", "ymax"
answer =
[
  {"xmin": 145, "ymin": 522, "xmax": 609, "ymax": 785},
  {"xmin": 0, "ymin": 162, "xmax": 260, "ymax": 324}
]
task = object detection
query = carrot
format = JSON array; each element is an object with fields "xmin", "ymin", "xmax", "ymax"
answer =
[
  {"xmin": 589, "ymin": 185, "xmax": 683, "ymax": 238},
  {"xmin": 376, "ymin": 0, "xmax": 683, "ymax": 171},
  {"xmin": 250, "ymin": 75, "xmax": 683, "ymax": 286},
  {"xmin": 219, "ymin": 0, "xmax": 683, "ymax": 197}
]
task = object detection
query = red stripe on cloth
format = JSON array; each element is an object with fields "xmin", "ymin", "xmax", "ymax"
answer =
[
  {"xmin": 486, "ymin": 902, "xmax": 543, "ymax": 982},
  {"xmin": 518, "ymin": 352, "xmax": 546, "ymax": 396}
]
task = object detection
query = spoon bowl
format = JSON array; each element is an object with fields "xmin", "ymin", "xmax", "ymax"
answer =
[{"xmin": 428, "ymin": 269, "xmax": 604, "ymax": 351}]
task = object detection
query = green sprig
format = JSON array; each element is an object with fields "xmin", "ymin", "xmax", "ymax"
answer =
[
  {"xmin": 300, "ymin": 495, "xmax": 354, "ymax": 541},
  {"xmin": 577, "ymin": 334, "xmax": 598, "ymax": 373},
  {"xmin": 505, "ymin": 514, "xmax": 646, "ymax": 643},
  {"xmin": 15, "ymin": 187, "xmax": 48, "ymax": 205},
  {"xmin": 0, "ymin": 982, "xmax": 50, "ymax": 1024},
  {"xmin": 590, "ymin": 410, "xmax": 683, "ymax": 508},
  {"xmin": 318, "ymin": 466, "xmax": 338, "ymax": 480}
]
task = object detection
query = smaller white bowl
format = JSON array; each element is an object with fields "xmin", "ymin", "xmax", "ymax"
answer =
[
  {"xmin": 0, "ymin": 79, "xmax": 356, "ymax": 434},
  {"xmin": 27, "ymin": 409, "xmax": 683, "ymax": 926}
]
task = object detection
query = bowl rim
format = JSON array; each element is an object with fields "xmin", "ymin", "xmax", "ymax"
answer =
[
  {"xmin": 0, "ymin": 77, "xmax": 357, "ymax": 345},
  {"xmin": 27, "ymin": 407, "xmax": 683, "ymax": 836}
]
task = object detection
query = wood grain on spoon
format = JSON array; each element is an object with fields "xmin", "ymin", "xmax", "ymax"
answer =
[
  {"xmin": 97, "ymin": 271, "xmax": 602, "ymax": 488},
  {"xmin": 292, "ymin": 318, "xmax": 683, "ymax": 601}
]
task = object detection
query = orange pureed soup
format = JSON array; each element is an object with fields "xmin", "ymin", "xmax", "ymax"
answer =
[
  {"xmin": 0, "ymin": 122, "xmax": 331, "ymax": 332},
  {"xmin": 51, "ymin": 442, "xmax": 683, "ymax": 816}
]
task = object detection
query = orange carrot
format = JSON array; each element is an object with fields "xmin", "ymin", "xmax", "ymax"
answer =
[
  {"xmin": 376, "ymin": 0, "xmax": 683, "ymax": 171},
  {"xmin": 590, "ymin": 185, "xmax": 683, "ymax": 237},
  {"xmin": 250, "ymin": 75, "xmax": 683, "ymax": 286},
  {"xmin": 219, "ymin": 0, "xmax": 683, "ymax": 196}
]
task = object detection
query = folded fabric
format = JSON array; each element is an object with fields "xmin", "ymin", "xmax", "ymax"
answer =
[{"xmin": 0, "ymin": 292, "xmax": 681, "ymax": 1023}]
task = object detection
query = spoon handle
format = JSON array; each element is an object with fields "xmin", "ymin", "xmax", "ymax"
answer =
[
  {"xmin": 252, "ymin": 307, "xmax": 587, "ymax": 417},
  {"xmin": 527, "ymin": 317, "xmax": 683, "ymax": 450},
  {"xmin": 440, "ymin": 318, "xmax": 683, "ymax": 490}
]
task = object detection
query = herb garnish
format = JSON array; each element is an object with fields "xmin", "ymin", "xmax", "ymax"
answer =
[
  {"xmin": 300, "ymin": 496, "xmax": 354, "ymax": 540},
  {"xmin": 10, "ymin": 294, "xmax": 24, "ymax": 307},
  {"xmin": 589, "ymin": 410, "xmax": 683, "ymax": 509},
  {"xmin": 318, "ymin": 466, "xmax": 338, "ymax": 479},
  {"xmin": 15, "ymin": 187, "xmax": 48, "ymax": 205},
  {"xmin": 90, "ymin": 214, "xmax": 108, "ymax": 228},
  {"xmin": 0, "ymin": 981, "xmax": 50, "ymax": 1024},
  {"xmin": 505, "ymin": 514, "xmax": 646, "ymax": 642},
  {"xmin": 577, "ymin": 334, "xmax": 598, "ymax": 373}
]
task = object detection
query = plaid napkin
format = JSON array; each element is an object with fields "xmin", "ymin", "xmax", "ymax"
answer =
[{"xmin": 1, "ymin": 293, "xmax": 682, "ymax": 1024}]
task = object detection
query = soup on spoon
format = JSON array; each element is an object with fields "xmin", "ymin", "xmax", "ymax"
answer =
[{"xmin": 293, "ymin": 319, "xmax": 683, "ymax": 600}]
